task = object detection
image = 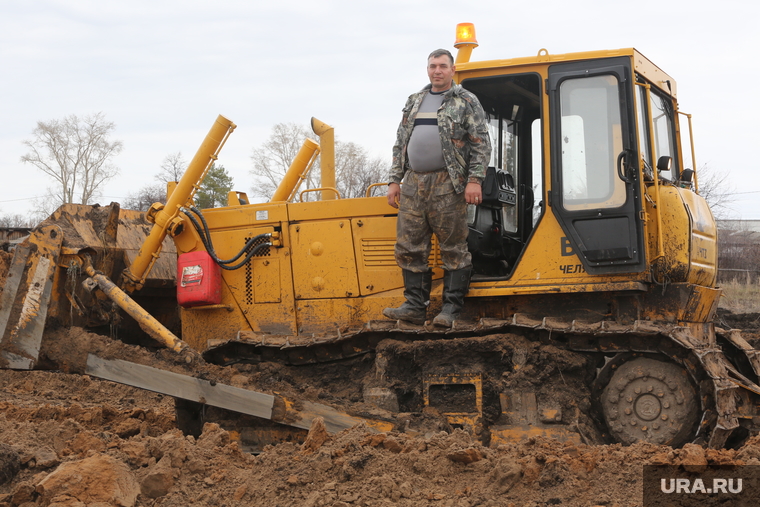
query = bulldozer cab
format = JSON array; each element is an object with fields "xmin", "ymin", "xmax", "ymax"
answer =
[{"xmin": 458, "ymin": 49, "xmax": 686, "ymax": 279}]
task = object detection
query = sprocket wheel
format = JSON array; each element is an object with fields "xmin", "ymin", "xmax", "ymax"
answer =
[{"xmin": 601, "ymin": 357, "xmax": 698, "ymax": 446}]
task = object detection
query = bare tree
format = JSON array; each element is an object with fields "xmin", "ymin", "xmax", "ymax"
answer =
[
  {"xmin": 157, "ymin": 151, "xmax": 187, "ymax": 184},
  {"xmin": 701, "ymin": 163, "xmax": 754, "ymax": 282},
  {"xmin": 123, "ymin": 184, "xmax": 166, "ymax": 211},
  {"xmin": 334, "ymin": 142, "xmax": 388, "ymax": 198},
  {"xmin": 250, "ymin": 123, "xmax": 317, "ymax": 199},
  {"xmin": 695, "ymin": 164, "xmax": 735, "ymax": 220},
  {"xmin": 30, "ymin": 190, "xmax": 65, "ymax": 224},
  {"xmin": 119, "ymin": 152, "xmax": 187, "ymax": 211},
  {"xmin": 20, "ymin": 112, "xmax": 122, "ymax": 208},
  {"xmin": 250, "ymin": 123, "xmax": 389, "ymax": 201}
]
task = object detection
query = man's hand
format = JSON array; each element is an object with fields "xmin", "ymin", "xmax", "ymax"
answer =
[
  {"xmin": 464, "ymin": 181, "xmax": 482, "ymax": 205},
  {"xmin": 387, "ymin": 182, "xmax": 401, "ymax": 209}
]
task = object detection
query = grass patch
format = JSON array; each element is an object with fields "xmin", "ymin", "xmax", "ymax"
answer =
[{"xmin": 719, "ymin": 278, "xmax": 760, "ymax": 313}]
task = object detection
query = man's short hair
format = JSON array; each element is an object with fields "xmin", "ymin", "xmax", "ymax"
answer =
[{"xmin": 428, "ymin": 49, "xmax": 454, "ymax": 66}]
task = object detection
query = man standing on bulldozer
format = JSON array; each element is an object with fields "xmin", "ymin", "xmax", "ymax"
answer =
[{"xmin": 384, "ymin": 48, "xmax": 491, "ymax": 327}]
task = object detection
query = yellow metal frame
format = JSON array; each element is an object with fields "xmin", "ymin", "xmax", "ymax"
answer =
[{"xmin": 637, "ymin": 80, "xmax": 666, "ymax": 264}]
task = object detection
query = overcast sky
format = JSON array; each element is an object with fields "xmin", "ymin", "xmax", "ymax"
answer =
[{"xmin": 2, "ymin": 0, "xmax": 759, "ymax": 221}]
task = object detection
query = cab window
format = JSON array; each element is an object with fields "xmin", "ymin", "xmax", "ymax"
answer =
[{"xmin": 559, "ymin": 75, "xmax": 626, "ymax": 210}]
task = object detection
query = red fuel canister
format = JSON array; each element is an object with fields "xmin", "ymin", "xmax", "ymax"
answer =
[{"xmin": 176, "ymin": 251, "xmax": 222, "ymax": 307}]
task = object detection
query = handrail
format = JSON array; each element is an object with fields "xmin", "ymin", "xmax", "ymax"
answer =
[
  {"xmin": 678, "ymin": 110, "xmax": 698, "ymax": 192},
  {"xmin": 299, "ymin": 187, "xmax": 341, "ymax": 202},
  {"xmin": 637, "ymin": 82, "xmax": 665, "ymax": 264},
  {"xmin": 365, "ymin": 182, "xmax": 390, "ymax": 198}
]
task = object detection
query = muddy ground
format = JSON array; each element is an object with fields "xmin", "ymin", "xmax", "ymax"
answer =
[{"xmin": 2, "ymin": 250, "xmax": 760, "ymax": 506}]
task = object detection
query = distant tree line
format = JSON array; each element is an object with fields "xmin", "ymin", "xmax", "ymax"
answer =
[{"xmin": 6, "ymin": 113, "xmax": 389, "ymax": 225}]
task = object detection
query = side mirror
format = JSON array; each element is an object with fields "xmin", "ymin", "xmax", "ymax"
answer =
[
  {"xmin": 656, "ymin": 156, "xmax": 672, "ymax": 173},
  {"xmin": 679, "ymin": 168, "xmax": 694, "ymax": 189}
]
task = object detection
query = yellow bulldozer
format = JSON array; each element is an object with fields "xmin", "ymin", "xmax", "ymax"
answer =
[{"xmin": 2, "ymin": 23, "xmax": 759, "ymax": 452}]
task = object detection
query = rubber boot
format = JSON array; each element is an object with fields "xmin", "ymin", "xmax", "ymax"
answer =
[
  {"xmin": 382, "ymin": 269, "xmax": 432, "ymax": 325},
  {"xmin": 432, "ymin": 268, "xmax": 471, "ymax": 328}
]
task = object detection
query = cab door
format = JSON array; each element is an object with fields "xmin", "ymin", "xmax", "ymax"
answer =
[{"xmin": 548, "ymin": 57, "xmax": 645, "ymax": 274}]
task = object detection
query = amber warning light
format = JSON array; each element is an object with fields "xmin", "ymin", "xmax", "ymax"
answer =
[{"xmin": 454, "ymin": 23, "xmax": 478, "ymax": 47}]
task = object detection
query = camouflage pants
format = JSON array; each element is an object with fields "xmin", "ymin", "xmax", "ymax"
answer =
[{"xmin": 395, "ymin": 170, "xmax": 472, "ymax": 272}]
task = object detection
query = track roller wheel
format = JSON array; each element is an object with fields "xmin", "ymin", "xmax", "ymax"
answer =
[{"xmin": 601, "ymin": 357, "xmax": 698, "ymax": 446}]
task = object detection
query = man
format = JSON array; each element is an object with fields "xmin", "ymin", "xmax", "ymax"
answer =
[{"xmin": 383, "ymin": 48, "xmax": 491, "ymax": 327}]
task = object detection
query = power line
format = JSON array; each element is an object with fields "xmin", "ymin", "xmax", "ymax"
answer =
[
  {"xmin": 0, "ymin": 195, "xmax": 129, "ymax": 204},
  {"xmin": 0, "ymin": 196, "xmax": 45, "ymax": 204}
]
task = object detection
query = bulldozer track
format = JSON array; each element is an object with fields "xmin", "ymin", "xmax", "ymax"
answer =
[{"xmin": 205, "ymin": 314, "xmax": 760, "ymax": 448}]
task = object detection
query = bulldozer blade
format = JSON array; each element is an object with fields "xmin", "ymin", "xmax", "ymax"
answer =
[
  {"xmin": 0, "ymin": 203, "xmax": 179, "ymax": 354},
  {"xmin": 0, "ymin": 225, "xmax": 63, "ymax": 369},
  {"xmin": 36, "ymin": 203, "xmax": 176, "ymax": 287}
]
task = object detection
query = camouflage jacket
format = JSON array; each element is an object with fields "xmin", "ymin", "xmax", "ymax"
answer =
[{"xmin": 390, "ymin": 83, "xmax": 491, "ymax": 193}]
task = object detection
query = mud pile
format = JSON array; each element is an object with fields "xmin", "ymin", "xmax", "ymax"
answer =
[
  {"xmin": 0, "ymin": 328, "xmax": 760, "ymax": 507},
  {"xmin": 2, "ymin": 362, "xmax": 759, "ymax": 507}
]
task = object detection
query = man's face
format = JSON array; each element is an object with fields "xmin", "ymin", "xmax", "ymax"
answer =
[{"xmin": 427, "ymin": 55, "xmax": 455, "ymax": 92}]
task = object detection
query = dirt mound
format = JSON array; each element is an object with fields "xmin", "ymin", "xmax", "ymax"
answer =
[
  {"xmin": 2, "ymin": 363, "xmax": 760, "ymax": 507},
  {"xmin": 0, "ymin": 445, "xmax": 20, "ymax": 486},
  {"xmin": 4, "ymin": 327, "xmax": 760, "ymax": 506}
]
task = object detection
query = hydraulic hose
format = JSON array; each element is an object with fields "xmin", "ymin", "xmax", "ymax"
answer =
[{"xmin": 181, "ymin": 207, "xmax": 272, "ymax": 270}]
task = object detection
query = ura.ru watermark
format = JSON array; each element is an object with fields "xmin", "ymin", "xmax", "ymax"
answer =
[
  {"xmin": 643, "ymin": 465, "xmax": 759, "ymax": 506},
  {"xmin": 660, "ymin": 477, "xmax": 742, "ymax": 494}
]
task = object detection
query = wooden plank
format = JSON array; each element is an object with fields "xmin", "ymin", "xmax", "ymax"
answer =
[
  {"xmin": 85, "ymin": 354, "xmax": 389, "ymax": 435},
  {"xmin": 297, "ymin": 399, "xmax": 379, "ymax": 434},
  {"xmin": 85, "ymin": 354, "xmax": 275, "ymax": 420}
]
